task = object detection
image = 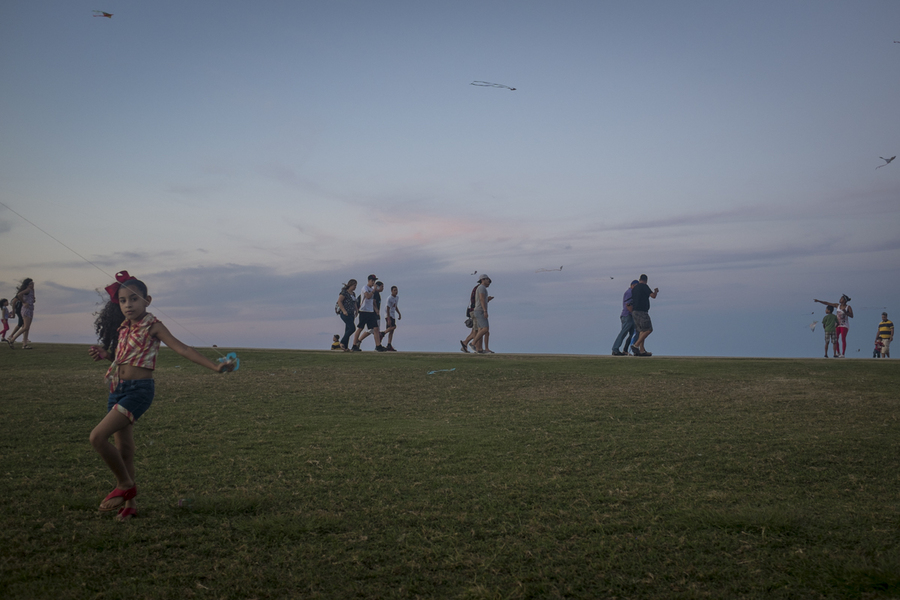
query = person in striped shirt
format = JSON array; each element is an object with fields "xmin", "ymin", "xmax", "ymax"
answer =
[{"xmin": 876, "ymin": 312, "xmax": 893, "ymax": 358}]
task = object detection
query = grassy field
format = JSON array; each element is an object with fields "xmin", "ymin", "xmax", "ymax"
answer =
[{"xmin": 1, "ymin": 345, "xmax": 898, "ymax": 599}]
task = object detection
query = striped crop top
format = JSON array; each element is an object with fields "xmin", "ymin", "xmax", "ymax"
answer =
[{"xmin": 105, "ymin": 313, "xmax": 160, "ymax": 390}]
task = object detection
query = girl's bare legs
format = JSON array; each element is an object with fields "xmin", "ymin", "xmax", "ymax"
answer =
[
  {"xmin": 8, "ymin": 315, "xmax": 31, "ymax": 344},
  {"xmin": 90, "ymin": 410, "xmax": 136, "ymax": 510}
]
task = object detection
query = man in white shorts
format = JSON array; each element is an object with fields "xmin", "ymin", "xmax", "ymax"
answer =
[{"xmin": 352, "ymin": 274, "xmax": 386, "ymax": 352}]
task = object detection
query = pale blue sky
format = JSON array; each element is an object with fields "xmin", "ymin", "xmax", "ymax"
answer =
[{"xmin": 2, "ymin": 1, "xmax": 898, "ymax": 357}]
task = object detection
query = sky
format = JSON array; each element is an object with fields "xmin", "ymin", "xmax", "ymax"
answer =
[{"xmin": 1, "ymin": 0, "xmax": 898, "ymax": 358}]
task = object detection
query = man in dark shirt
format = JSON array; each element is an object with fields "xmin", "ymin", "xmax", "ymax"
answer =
[{"xmin": 630, "ymin": 274, "xmax": 658, "ymax": 356}]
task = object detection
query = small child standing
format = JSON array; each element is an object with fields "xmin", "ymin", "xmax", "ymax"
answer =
[
  {"xmin": 1, "ymin": 299, "xmax": 9, "ymax": 341},
  {"xmin": 874, "ymin": 338, "xmax": 884, "ymax": 359},
  {"xmin": 331, "ymin": 334, "xmax": 341, "ymax": 350},
  {"xmin": 88, "ymin": 271, "xmax": 234, "ymax": 522},
  {"xmin": 822, "ymin": 305, "xmax": 838, "ymax": 358}
]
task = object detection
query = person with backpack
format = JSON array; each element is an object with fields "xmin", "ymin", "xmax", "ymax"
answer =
[
  {"xmin": 460, "ymin": 279, "xmax": 482, "ymax": 353},
  {"xmin": 335, "ymin": 280, "xmax": 358, "ymax": 351}
]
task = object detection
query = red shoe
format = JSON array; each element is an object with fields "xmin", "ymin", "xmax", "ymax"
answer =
[
  {"xmin": 116, "ymin": 506, "xmax": 138, "ymax": 522},
  {"xmin": 99, "ymin": 485, "xmax": 137, "ymax": 512}
]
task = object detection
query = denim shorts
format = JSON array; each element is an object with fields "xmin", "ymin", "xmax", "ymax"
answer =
[{"xmin": 107, "ymin": 379, "xmax": 155, "ymax": 423}]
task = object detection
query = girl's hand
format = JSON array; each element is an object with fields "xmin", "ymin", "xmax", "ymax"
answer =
[
  {"xmin": 88, "ymin": 345, "xmax": 108, "ymax": 361},
  {"xmin": 217, "ymin": 359, "xmax": 237, "ymax": 373}
]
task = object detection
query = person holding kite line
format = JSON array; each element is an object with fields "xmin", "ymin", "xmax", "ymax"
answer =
[
  {"xmin": 6, "ymin": 278, "xmax": 35, "ymax": 349},
  {"xmin": 88, "ymin": 271, "xmax": 235, "ymax": 522},
  {"xmin": 814, "ymin": 295, "xmax": 853, "ymax": 357}
]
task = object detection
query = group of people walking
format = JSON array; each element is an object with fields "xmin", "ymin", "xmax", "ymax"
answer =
[
  {"xmin": 335, "ymin": 275, "xmax": 401, "ymax": 352},
  {"xmin": 814, "ymin": 296, "xmax": 893, "ymax": 358},
  {"xmin": 611, "ymin": 274, "xmax": 659, "ymax": 357},
  {"xmin": 2, "ymin": 277, "xmax": 35, "ymax": 349},
  {"xmin": 461, "ymin": 274, "xmax": 494, "ymax": 353}
]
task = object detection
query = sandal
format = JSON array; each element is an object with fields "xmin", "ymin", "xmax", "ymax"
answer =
[
  {"xmin": 116, "ymin": 506, "xmax": 138, "ymax": 522},
  {"xmin": 99, "ymin": 485, "xmax": 137, "ymax": 512},
  {"xmin": 22, "ymin": 344, "xmax": 32, "ymax": 350}
]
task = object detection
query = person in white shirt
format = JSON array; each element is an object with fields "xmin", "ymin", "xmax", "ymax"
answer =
[
  {"xmin": 472, "ymin": 274, "xmax": 494, "ymax": 354},
  {"xmin": 382, "ymin": 286, "xmax": 401, "ymax": 351},
  {"xmin": 352, "ymin": 274, "xmax": 386, "ymax": 352}
]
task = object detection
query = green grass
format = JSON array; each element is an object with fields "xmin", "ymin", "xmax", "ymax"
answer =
[{"xmin": 1, "ymin": 345, "xmax": 899, "ymax": 599}]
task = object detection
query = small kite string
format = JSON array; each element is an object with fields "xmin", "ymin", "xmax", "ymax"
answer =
[{"xmin": 0, "ymin": 200, "xmax": 228, "ymax": 358}]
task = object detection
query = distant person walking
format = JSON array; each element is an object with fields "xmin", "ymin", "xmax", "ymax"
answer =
[
  {"xmin": 352, "ymin": 274, "xmax": 386, "ymax": 352},
  {"xmin": 472, "ymin": 274, "xmax": 494, "ymax": 354},
  {"xmin": 382, "ymin": 285, "xmax": 401, "ymax": 351},
  {"xmin": 612, "ymin": 280, "xmax": 638, "ymax": 356},
  {"xmin": 0, "ymin": 298, "xmax": 9, "ymax": 342},
  {"xmin": 877, "ymin": 312, "xmax": 893, "ymax": 358},
  {"xmin": 6, "ymin": 278, "xmax": 35, "ymax": 349},
  {"xmin": 814, "ymin": 296, "xmax": 853, "ymax": 357},
  {"xmin": 461, "ymin": 279, "xmax": 482, "ymax": 353},
  {"xmin": 630, "ymin": 274, "xmax": 658, "ymax": 357},
  {"xmin": 336, "ymin": 279, "xmax": 358, "ymax": 352}
]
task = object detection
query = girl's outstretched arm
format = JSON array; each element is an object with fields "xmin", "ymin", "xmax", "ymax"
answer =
[
  {"xmin": 814, "ymin": 299, "xmax": 838, "ymax": 307},
  {"xmin": 151, "ymin": 322, "xmax": 230, "ymax": 373}
]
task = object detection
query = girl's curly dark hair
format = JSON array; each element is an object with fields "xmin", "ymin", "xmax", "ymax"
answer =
[{"xmin": 94, "ymin": 279, "xmax": 148, "ymax": 354}]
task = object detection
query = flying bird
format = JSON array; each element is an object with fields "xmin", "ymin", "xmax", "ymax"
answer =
[
  {"xmin": 876, "ymin": 156, "xmax": 896, "ymax": 169},
  {"xmin": 470, "ymin": 81, "xmax": 516, "ymax": 91},
  {"xmin": 93, "ymin": 11, "xmax": 113, "ymax": 18}
]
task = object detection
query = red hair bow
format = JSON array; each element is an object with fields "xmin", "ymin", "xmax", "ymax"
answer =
[{"xmin": 105, "ymin": 271, "xmax": 134, "ymax": 302}]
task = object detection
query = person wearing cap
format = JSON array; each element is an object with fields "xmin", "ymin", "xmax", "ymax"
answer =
[
  {"xmin": 472, "ymin": 274, "xmax": 494, "ymax": 353},
  {"xmin": 611, "ymin": 280, "xmax": 639, "ymax": 356},
  {"xmin": 877, "ymin": 312, "xmax": 893, "ymax": 358},
  {"xmin": 352, "ymin": 274, "xmax": 386, "ymax": 352},
  {"xmin": 631, "ymin": 274, "xmax": 658, "ymax": 356}
]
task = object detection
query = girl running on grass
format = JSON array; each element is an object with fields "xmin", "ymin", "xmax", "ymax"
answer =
[
  {"xmin": 6, "ymin": 278, "xmax": 35, "ymax": 349},
  {"xmin": 88, "ymin": 271, "xmax": 234, "ymax": 522},
  {"xmin": 1, "ymin": 298, "xmax": 9, "ymax": 341}
]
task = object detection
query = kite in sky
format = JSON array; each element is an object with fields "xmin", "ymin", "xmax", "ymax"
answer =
[
  {"xmin": 93, "ymin": 11, "xmax": 113, "ymax": 18},
  {"xmin": 470, "ymin": 271, "xmax": 478, "ymax": 276},
  {"xmin": 809, "ymin": 321, "xmax": 818, "ymax": 332},
  {"xmin": 876, "ymin": 156, "xmax": 896, "ymax": 169},
  {"xmin": 536, "ymin": 266, "xmax": 563, "ymax": 273},
  {"xmin": 470, "ymin": 81, "xmax": 516, "ymax": 91}
]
